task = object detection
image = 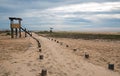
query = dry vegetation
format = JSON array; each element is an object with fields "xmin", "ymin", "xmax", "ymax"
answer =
[{"xmin": 36, "ymin": 31, "xmax": 120, "ymax": 40}]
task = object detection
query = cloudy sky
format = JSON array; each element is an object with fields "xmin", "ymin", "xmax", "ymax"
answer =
[{"xmin": 0, "ymin": 0, "xmax": 120, "ymax": 32}]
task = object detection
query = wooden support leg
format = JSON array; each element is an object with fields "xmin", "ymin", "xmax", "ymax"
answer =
[
  {"xmin": 15, "ymin": 28, "xmax": 18, "ymax": 38},
  {"xmin": 25, "ymin": 28, "xmax": 27, "ymax": 37},
  {"xmin": 19, "ymin": 28, "xmax": 21, "ymax": 38},
  {"xmin": 11, "ymin": 28, "xmax": 14, "ymax": 38}
]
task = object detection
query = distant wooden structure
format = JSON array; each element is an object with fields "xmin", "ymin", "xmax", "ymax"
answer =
[
  {"xmin": 9, "ymin": 17, "xmax": 22, "ymax": 38},
  {"xmin": 50, "ymin": 27, "xmax": 53, "ymax": 33}
]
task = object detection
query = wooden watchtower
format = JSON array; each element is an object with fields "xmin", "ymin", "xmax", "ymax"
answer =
[{"xmin": 9, "ymin": 17, "xmax": 22, "ymax": 38}]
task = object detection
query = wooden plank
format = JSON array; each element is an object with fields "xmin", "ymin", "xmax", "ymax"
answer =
[{"xmin": 11, "ymin": 24, "xmax": 20, "ymax": 28}]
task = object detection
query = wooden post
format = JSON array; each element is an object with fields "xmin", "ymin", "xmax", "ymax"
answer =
[
  {"xmin": 15, "ymin": 28, "xmax": 18, "ymax": 38},
  {"xmin": 39, "ymin": 55, "xmax": 43, "ymax": 60},
  {"xmin": 38, "ymin": 41, "xmax": 41, "ymax": 48},
  {"xmin": 66, "ymin": 45, "xmax": 69, "ymax": 47},
  {"xmin": 85, "ymin": 53, "xmax": 89, "ymax": 59},
  {"xmin": 39, "ymin": 48, "xmax": 42, "ymax": 52},
  {"xmin": 19, "ymin": 20, "xmax": 21, "ymax": 38},
  {"xmin": 73, "ymin": 49, "xmax": 77, "ymax": 51},
  {"xmin": 10, "ymin": 19, "xmax": 14, "ymax": 38},
  {"xmin": 25, "ymin": 28, "xmax": 27, "ymax": 37},
  {"xmin": 41, "ymin": 69, "xmax": 47, "ymax": 76},
  {"xmin": 11, "ymin": 28, "xmax": 14, "ymax": 38},
  {"xmin": 108, "ymin": 64, "xmax": 114, "ymax": 70},
  {"xmin": 19, "ymin": 28, "xmax": 21, "ymax": 38}
]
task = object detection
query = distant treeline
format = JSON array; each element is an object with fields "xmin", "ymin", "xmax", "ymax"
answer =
[{"xmin": 36, "ymin": 31, "xmax": 120, "ymax": 40}]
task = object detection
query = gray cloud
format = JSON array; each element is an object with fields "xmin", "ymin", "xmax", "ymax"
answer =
[{"xmin": 0, "ymin": 0, "xmax": 120, "ymax": 32}]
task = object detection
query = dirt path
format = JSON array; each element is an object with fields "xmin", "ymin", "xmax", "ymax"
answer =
[{"xmin": 0, "ymin": 33, "xmax": 120, "ymax": 76}]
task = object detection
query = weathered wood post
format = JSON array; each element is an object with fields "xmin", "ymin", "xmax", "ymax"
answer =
[
  {"xmin": 66, "ymin": 45, "xmax": 69, "ymax": 47},
  {"xmin": 38, "ymin": 41, "xmax": 41, "ymax": 48},
  {"xmin": 19, "ymin": 20, "xmax": 21, "ymax": 38},
  {"xmin": 39, "ymin": 48, "xmax": 42, "ymax": 52},
  {"xmin": 73, "ymin": 49, "xmax": 77, "ymax": 51},
  {"xmin": 41, "ymin": 68, "xmax": 47, "ymax": 76},
  {"xmin": 25, "ymin": 28, "xmax": 27, "ymax": 37},
  {"xmin": 108, "ymin": 63, "xmax": 114, "ymax": 70},
  {"xmin": 15, "ymin": 28, "xmax": 18, "ymax": 38},
  {"xmin": 10, "ymin": 19, "xmax": 14, "ymax": 38},
  {"xmin": 11, "ymin": 27, "xmax": 14, "ymax": 38},
  {"xmin": 39, "ymin": 55, "xmax": 43, "ymax": 60},
  {"xmin": 85, "ymin": 53, "xmax": 89, "ymax": 59},
  {"xmin": 57, "ymin": 41, "xmax": 59, "ymax": 43}
]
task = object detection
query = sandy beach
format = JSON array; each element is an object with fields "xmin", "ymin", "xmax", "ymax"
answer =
[{"xmin": 0, "ymin": 33, "xmax": 120, "ymax": 76}]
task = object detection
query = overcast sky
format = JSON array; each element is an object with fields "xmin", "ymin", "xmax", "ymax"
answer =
[{"xmin": 0, "ymin": 0, "xmax": 120, "ymax": 32}]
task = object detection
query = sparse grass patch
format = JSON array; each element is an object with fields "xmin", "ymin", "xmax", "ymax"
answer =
[
  {"xmin": 36, "ymin": 31, "xmax": 120, "ymax": 40},
  {"xmin": 0, "ymin": 30, "xmax": 11, "ymax": 36},
  {"xmin": 6, "ymin": 32, "xmax": 10, "ymax": 35}
]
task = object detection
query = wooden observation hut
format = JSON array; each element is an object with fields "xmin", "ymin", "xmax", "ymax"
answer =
[{"xmin": 9, "ymin": 17, "xmax": 22, "ymax": 38}]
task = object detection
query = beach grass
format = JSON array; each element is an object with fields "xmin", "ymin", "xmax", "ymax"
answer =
[{"xmin": 36, "ymin": 31, "xmax": 120, "ymax": 40}]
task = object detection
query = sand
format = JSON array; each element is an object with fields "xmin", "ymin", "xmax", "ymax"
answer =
[
  {"xmin": 53, "ymin": 37, "xmax": 120, "ymax": 73},
  {"xmin": 0, "ymin": 33, "xmax": 120, "ymax": 76}
]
